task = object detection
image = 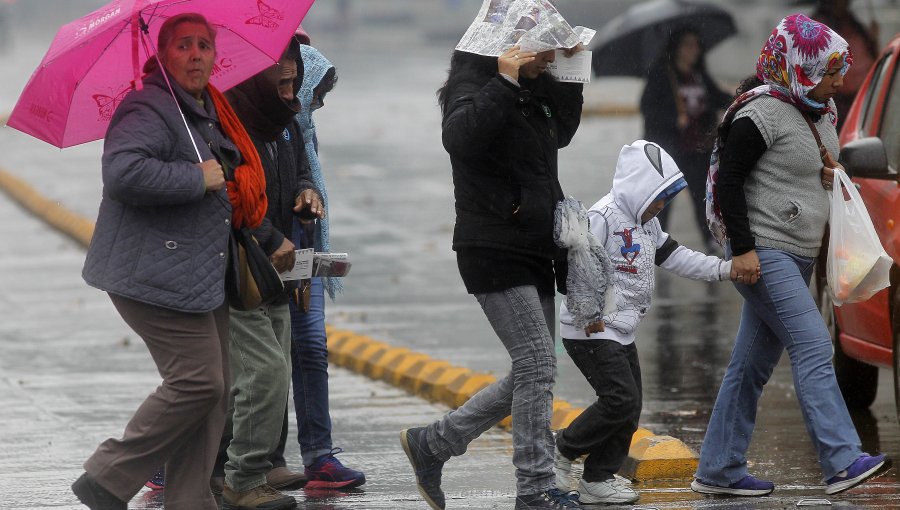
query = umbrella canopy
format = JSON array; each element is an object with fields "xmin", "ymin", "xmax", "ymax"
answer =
[
  {"xmin": 7, "ymin": 0, "xmax": 314, "ymax": 148},
  {"xmin": 591, "ymin": 0, "xmax": 736, "ymax": 77}
]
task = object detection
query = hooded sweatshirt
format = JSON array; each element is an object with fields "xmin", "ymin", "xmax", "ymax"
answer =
[
  {"xmin": 295, "ymin": 45, "xmax": 342, "ymax": 300},
  {"xmin": 559, "ymin": 140, "xmax": 731, "ymax": 344}
]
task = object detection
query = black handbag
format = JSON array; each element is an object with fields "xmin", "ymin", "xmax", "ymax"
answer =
[{"xmin": 225, "ymin": 227, "xmax": 285, "ymax": 311}]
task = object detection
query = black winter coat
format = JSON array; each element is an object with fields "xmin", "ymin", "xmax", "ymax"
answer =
[
  {"xmin": 639, "ymin": 63, "xmax": 730, "ymax": 156},
  {"xmin": 443, "ymin": 73, "xmax": 583, "ymax": 260}
]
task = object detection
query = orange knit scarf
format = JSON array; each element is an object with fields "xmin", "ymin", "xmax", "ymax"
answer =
[{"xmin": 207, "ymin": 84, "xmax": 267, "ymax": 230}]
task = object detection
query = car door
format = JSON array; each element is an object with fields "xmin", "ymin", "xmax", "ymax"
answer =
[{"xmin": 835, "ymin": 45, "xmax": 898, "ymax": 366}]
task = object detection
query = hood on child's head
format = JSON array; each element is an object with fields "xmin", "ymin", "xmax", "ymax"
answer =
[{"xmin": 611, "ymin": 140, "xmax": 686, "ymax": 225}]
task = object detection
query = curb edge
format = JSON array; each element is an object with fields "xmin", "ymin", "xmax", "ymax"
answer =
[{"xmin": 0, "ymin": 171, "xmax": 698, "ymax": 481}]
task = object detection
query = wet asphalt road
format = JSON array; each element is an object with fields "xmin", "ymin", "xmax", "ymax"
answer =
[{"xmin": 1, "ymin": 3, "xmax": 899, "ymax": 509}]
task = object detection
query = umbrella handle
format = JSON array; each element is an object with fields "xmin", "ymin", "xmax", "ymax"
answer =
[{"xmin": 131, "ymin": 8, "xmax": 143, "ymax": 91}]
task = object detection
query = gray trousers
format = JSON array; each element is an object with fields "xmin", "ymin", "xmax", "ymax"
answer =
[
  {"xmin": 425, "ymin": 286, "xmax": 557, "ymax": 496},
  {"xmin": 85, "ymin": 294, "xmax": 229, "ymax": 510},
  {"xmin": 224, "ymin": 302, "xmax": 292, "ymax": 491}
]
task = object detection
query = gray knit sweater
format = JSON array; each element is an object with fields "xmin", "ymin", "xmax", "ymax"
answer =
[{"xmin": 735, "ymin": 95, "xmax": 838, "ymax": 257}]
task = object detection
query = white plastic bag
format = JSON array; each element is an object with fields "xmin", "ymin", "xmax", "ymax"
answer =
[{"xmin": 826, "ymin": 168, "xmax": 892, "ymax": 306}]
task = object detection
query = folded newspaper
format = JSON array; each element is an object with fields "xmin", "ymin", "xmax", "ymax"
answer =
[
  {"xmin": 279, "ymin": 250, "xmax": 352, "ymax": 281},
  {"xmin": 456, "ymin": 0, "xmax": 596, "ymax": 57}
]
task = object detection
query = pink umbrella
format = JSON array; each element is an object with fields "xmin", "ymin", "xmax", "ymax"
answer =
[{"xmin": 6, "ymin": 0, "xmax": 315, "ymax": 148}]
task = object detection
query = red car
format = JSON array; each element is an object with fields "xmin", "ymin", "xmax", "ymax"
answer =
[{"xmin": 821, "ymin": 33, "xmax": 900, "ymax": 421}]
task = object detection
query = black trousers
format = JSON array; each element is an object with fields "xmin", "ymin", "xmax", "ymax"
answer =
[{"xmin": 556, "ymin": 339, "xmax": 642, "ymax": 482}]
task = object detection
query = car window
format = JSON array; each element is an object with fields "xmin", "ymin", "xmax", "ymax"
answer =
[
  {"xmin": 861, "ymin": 52, "xmax": 892, "ymax": 135},
  {"xmin": 878, "ymin": 55, "xmax": 900, "ymax": 170}
]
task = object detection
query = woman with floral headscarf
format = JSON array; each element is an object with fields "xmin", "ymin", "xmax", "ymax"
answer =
[{"xmin": 693, "ymin": 14, "xmax": 891, "ymax": 497}]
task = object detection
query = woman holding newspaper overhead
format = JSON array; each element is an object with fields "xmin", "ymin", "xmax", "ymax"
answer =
[{"xmin": 399, "ymin": 1, "xmax": 591, "ymax": 508}]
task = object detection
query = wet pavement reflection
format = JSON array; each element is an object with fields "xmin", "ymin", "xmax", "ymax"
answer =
[{"xmin": 0, "ymin": 2, "xmax": 898, "ymax": 509}]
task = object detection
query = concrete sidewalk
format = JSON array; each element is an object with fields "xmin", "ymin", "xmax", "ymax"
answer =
[
  {"xmin": 0, "ymin": 182, "xmax": 524, "ymax": 509},
  {"xmin": 6, "ymin": 160, "xmax": 900, "ymax": 509}
]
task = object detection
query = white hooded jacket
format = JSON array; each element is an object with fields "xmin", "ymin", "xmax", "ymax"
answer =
[{"xmin": 559, "ymin": 140, "xmax": 731, "ymax": 345}]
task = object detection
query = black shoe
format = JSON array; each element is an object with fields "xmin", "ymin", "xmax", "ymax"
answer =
[
  {"xmin": 72, "ymin": 473, "xmax": 127, "ymax": 510},
  {"xmin": 515, "ymin": 488, "xmax": 583, "ymax": 509},
  {"xmin": 400, "ymin": 427, "xmax": 445, "ymax": 510}
]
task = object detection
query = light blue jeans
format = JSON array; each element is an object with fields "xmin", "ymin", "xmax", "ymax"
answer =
[
  {"xmin": 425, "ymin": 285, "xmax": 557, "ymax": 496},
  {"xmin": 696, "ymin": 247, "xmax": 862, "ymax": 484}
]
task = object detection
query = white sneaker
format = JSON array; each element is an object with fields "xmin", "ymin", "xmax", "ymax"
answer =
[
  {"xmin": 554, "ymin": 447, "xmax": 574, "ymax": 491},
  {"xmin": 577, "ymin": 478, "xmax": 639, "ymax": 505}
]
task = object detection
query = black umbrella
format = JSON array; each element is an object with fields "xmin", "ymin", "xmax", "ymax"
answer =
[{"xmin": 591, "ymin": 0, "xmax": 737, "ymax": 77}]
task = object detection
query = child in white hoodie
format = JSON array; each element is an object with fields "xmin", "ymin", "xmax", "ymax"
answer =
[{"xmin": 555, "ymin": 140, "xmax": 735, "ymax": 505}]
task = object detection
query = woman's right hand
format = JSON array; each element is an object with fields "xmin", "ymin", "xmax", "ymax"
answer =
[
  {"xmin": 731, "ymin": 249, "xmax": 762, "ymax": 285},
  {"xmin": 199, "ymin": 159, "xmax": 225, "ymax": 192},
  {"xmin": 498, "ymin": 46, "xmax": 536, "ymax": 82}
]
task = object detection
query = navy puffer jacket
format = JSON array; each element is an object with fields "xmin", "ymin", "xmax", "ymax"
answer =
[{"xmin": 83, "ymin": 69, "xmax": 236, "ymax": 313}]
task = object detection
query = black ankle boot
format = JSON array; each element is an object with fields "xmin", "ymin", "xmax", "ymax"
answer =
[{"xmin": 72, "ymin": 473, "xmax": 127, "ymax": 510}]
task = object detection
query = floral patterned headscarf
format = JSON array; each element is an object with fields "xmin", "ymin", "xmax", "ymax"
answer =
[
  {"xmin": 756, "ymin": 13, "xmax": 852, "ymax": 116},
  {"xmin": 705, "ymin": 14, "xmax": 852, "ymax": 247}
]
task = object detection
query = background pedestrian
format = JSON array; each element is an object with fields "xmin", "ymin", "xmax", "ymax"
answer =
[{"xmin": 640, "ymin": 27, "xmax": 731, "ymax": 252}]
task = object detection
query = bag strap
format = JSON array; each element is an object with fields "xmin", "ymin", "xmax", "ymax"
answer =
[{"xmin": 798, "ymin": 109, "xmax": 827, "ymax": 163}]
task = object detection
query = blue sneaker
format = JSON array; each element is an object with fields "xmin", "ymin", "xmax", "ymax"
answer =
[
  {"xmin": 303, "ymin": 448, "xmax": 366, "ymax": 489},
  {"xmin": 400, "ymin": 427, "xmax": 445, "ymax": 510},
  {"xmin": 691, "ymin": 475, "xmax": 775, "ymax": 496},
  {"xmin": 514, "ymin": 488, "xmax": 583, "ymax": 509},
  {"xmin": 825, "ymin": 453, "xmax": 892, "ymax": 494}
]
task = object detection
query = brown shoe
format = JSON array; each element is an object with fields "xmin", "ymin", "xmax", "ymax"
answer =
[
  {"xmin": 266, "ymin": 466, "xmax": 307, "ymax": 490},
  {"xmin": 222, "ymin": 483, "xmax": 297, "ymax": 510}
]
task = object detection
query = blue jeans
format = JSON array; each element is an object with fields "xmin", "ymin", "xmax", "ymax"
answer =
[
  {"xmin": 288, "ymin": 278, "xmax": 334, "ymax": 466},
  {"xmin": 425, "ymin": 286, "xmax": 557, "ymax": 495},
  {"xmin": 696, "ymin": 248, "xmax": 862, "ymax": 484}
]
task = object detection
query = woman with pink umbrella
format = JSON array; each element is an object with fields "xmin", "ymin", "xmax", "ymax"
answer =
[{"xmin": 72, "ymin": 13, "xmax": 267, "ymax": 510}]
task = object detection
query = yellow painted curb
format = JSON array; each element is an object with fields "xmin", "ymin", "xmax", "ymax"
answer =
[
  {"xmin": 0, "ymin": 168, "xmax": 94, "ymax": 248},
  {"xmin": 349, "ymin": 340, "xmax": 389, "ymax": 374},
  {"xmin": 551, "ymin": 406, "xmax": 584, "ymax": 430},
  {"xmin": 630, "ymin": 426, "xmax": 655, "ymax": 447},
  {"xmin": 620, "ymin": 435, "xmax": 699, "ymax": 481},
  {"xmin": 445, "ymin": 373, "xmax": 495, "ymax": 408},
  {"xmin": 397, "ymin": 359, "xmax": 450, "ymax": 394},
  {"xmin": 363, "ymin": 346, "xmax": 410, "ymax": 380},
  {"xmin": 328, "ymin": 334, "xmax": 371, "ymax": 367},
  {"xmin": 0, "ymin": 177, "xmax": 699, "ymax": 481},
  {"xmin": 421, "ymin": 366, "xmax": 472, "ymax": 404},
  {"xmin": 383, "ymin": 352, "xmax": 431, "ymax": 387}
]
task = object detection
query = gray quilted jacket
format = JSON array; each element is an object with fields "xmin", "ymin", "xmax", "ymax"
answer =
[{"xmin": 82, "ymin": 69, "xmax": 237, "ymax": 313}]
